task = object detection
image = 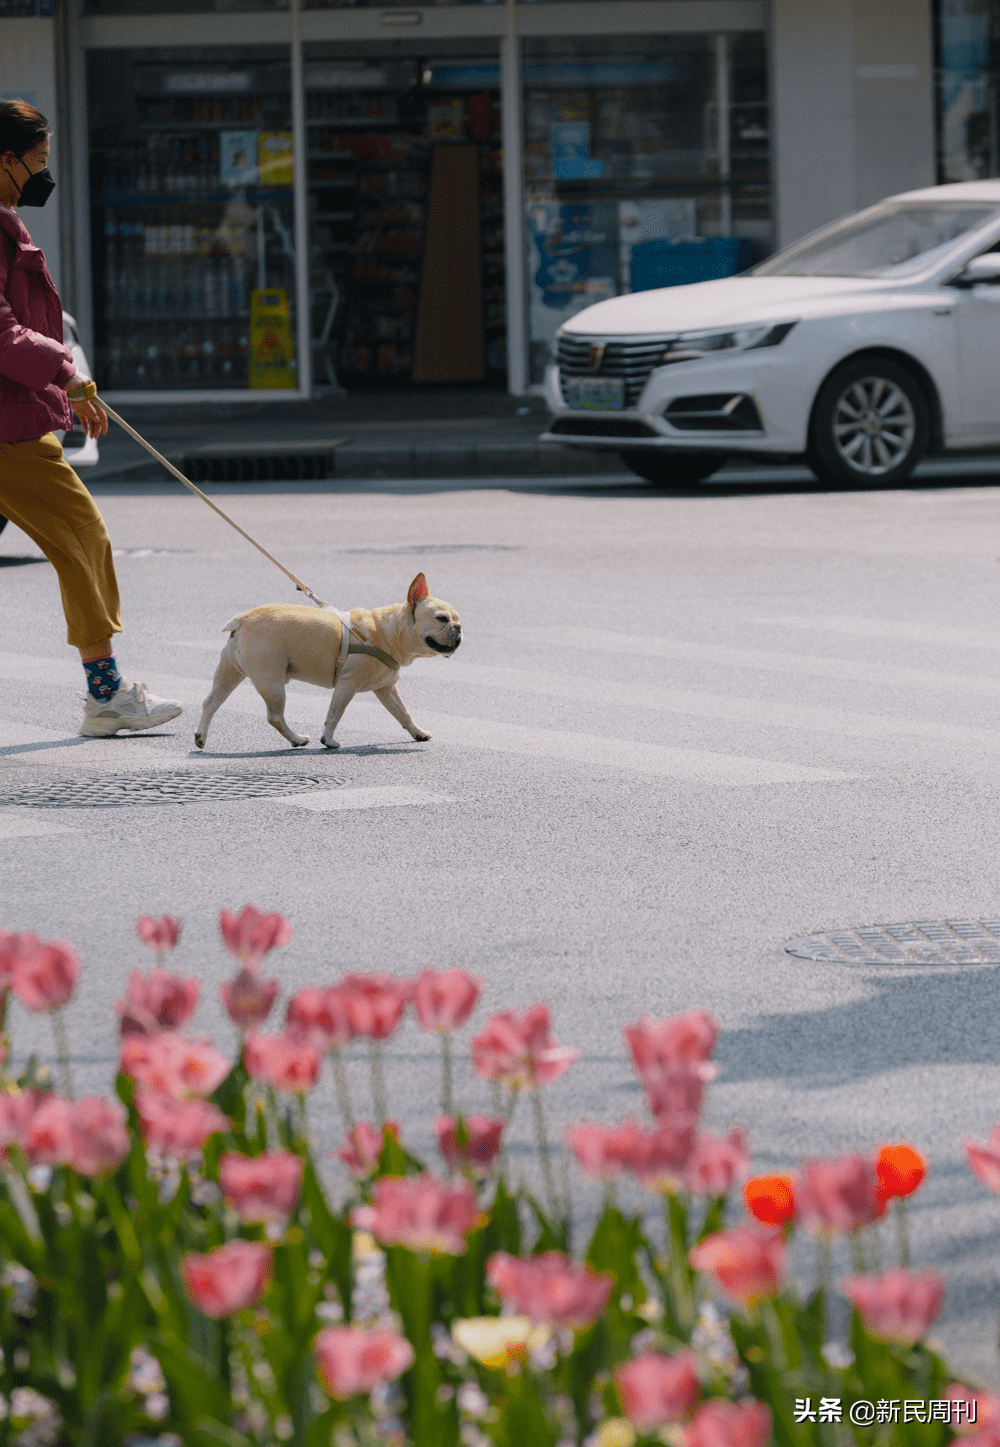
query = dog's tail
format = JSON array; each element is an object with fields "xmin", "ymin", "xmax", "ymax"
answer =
[{"xmin": 220, "ymin": 613, "xmax": 246, "ymax": 636}]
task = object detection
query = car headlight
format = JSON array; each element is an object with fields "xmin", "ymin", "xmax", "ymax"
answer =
[{"xmin": 660, "ymin": 321, "xmax": 797, "ymax": 363}]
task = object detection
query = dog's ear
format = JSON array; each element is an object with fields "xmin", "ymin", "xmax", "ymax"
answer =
[{"xmin": 407, "ymin": 573, "xmax": 429, "ymax": 618}]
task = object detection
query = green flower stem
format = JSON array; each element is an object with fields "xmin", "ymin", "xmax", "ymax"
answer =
[
  {"xmin": 816, "ymin": 1234, "xmax": 832, "ymax": 1336},
  {"xmin": 663, "ymin": 1191, "xmax": 695, "ymax": 1338},
  {"xmin": 895, "ymin": 1196, "xmax": 910, "ymax": 1267},
  {"xmin": 330, "ymin": 1047, "xmax": 356, "ymax": 1135},
  {"xmin": 531, "ymin": 1086, "xmax": 558, "ymax": 1221},
  {"xmin": 370, "ymin": 1039, "xmax": 387, "ymax": 1126},
  {"xmin": 51, "ymin": 1008, "xmax": 73, "ymax": 1099},
  {"xmin": 440, "ymin": 1030, "xmax": 454, "ymax": 1117}
]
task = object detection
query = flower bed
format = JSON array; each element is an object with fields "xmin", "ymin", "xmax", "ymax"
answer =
[{"xmin": 0, "ymin": 908, "xmax": 996, "ymax": 1447}]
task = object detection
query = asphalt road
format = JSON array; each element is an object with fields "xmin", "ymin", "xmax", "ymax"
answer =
[{"xmin": 4, "ymin": 462, "xmax": 1000, "ymax": 1381}]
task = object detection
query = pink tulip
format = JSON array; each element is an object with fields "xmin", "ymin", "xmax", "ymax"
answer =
[
  {"xmin": 685, "ymin": 1128, "xmax": 750, "ymax": 1197},
  {"xmin": 286, "ymin": 986, "xmax": 354, "ymax": 1050},
  {"xmin": 313, "ymin": 1325, "xmax": 414, "ymax": 1400},
  {"xmin": 688, "ymin": 1227, "xmax": 785, "ymax": 1306},
  {"xmin": 220, "ymin": 967, "xmax": 280, "ymax": 1030},
  {"xmin": 218, "ymin": 1150, "xmax": 304, "ymax": 1222},
  {"xmin": 351, "ymin": 1174, "xmax": 483, "ymax": 1255},
  {"xmin": 116, "ymin": 967, "xmax": 199, "ymax": 1037},
  {"xmin": 67, "ymin": 1097, "xmax": 130, "ymax": 1176},
  {"xmin": 568, "ymin": 1121, "xmax": 650, "ymax": 1181},
  {"xmin": 136, "ymin": 915, "xmax": 182, "ymax": 954},
  {"xmin": 334, "ymin": 1121, "xmax": 393, "ymax": 1177},
  {"xmin": 6, "ymin": 933, "xmax": 79, "ymax": 1011},
  {"xmin": 841, "ymin": 1269, "xmax": 945, "ymax": 1345},
  {"xmin": 339, "ymin": 973, "xmax": 410, "ymax": 1040},
  {"xmin": 683, "ymin": 1398, "xmax": 771, "ymax": 1447},
  {"xmin": 643, "ymin": 1066, "xmax": 707, "ymax": 1126},
  {"xmin": 219, "ymin": 905, "xmax": 292, "ymax": 964},
  {"xmin": 470, "ymin": 1004, "xmax": 579, "ymax": 1090},
  {"xmin": 487, "ymin": 1251, "xmax": 614, "ymax": 1330},
  {"xmin": 244, "ymin": 1031, "xmax": 320, "ymax": 1094},
  {"xmin": 120, "ymin": 1032, "xmax": 231, "ymax": 1100},
  {"xmin": 963, "ymin": 1128, "xmax": 1000, "ymax": 1192},
  {"xmin": 435, "ymin": 1115, "xmax": 504, "ymax": 1177},
  {"xmin": 622, "ymin": 1120, "xmax": 697, "ymax": 1194},
  {"xmin": 615, "ymin": 1351, "xmax": 701, "ymax": 1431},
  {"xmin": 945, "ymin": 1385, "xmax": 1000, "ymax": 1436},
  {"xmin": 624, "ymin": 1011, "xmax": 719, "ymax": 1081},
  {"xmin": 181, "ymin": 1239, "xmax": 271, "ymax": 1318},
  {"xmin": 23, "ymin": 1093, "xmax": 75, "ymax": 1166},
  {"xmin": 412, "ymin": 969, "xmax": 481, "ymax": 1032},
  {"xmin": 0, "ymin": 928, "xmax": 16, "ymax": 991},
  {"xmin": 0, "ymin": 1089, "xmax": 41, "ymax": 1151},
  {"xmin": 796, "ymin": 1154, "xmax": 882, "ymax": 1234},
  {"xmin": 136, "ymin": 1093, "xmax": 230, "ymax": 1158}
]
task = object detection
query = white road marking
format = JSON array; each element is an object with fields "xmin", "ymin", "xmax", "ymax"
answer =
[
  {"xmin": 281, "ymin": 786, "xmax": 455, "ymax": 811},
  {"xmin": 0, "ymin": 809, "xmax": 77, "ymax": 838}
]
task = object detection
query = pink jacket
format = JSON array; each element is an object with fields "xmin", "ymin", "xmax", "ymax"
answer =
[{"xmin": 0, "ymin": 203, "xmax": 75, "ymax": 443}]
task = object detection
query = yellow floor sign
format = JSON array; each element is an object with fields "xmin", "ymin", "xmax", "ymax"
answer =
[{"xmin": 249, "ymin": 289, "xmax": 297, "ymax": 390}]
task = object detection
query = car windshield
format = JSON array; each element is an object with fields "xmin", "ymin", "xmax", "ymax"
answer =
[{"xmin": 754, "ymin": 202, "xmax": 1000, "ymax": 278}]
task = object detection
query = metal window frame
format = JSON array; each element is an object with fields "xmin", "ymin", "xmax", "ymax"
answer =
[{"xmin": 72, "ymin": 0, "xmax": 765, "ymax": 401}]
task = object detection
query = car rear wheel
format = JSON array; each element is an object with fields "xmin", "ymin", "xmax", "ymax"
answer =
[
  {"xmin": 620, "ymin": 450, "xmax": 726, "ymax": 487},
  {"xmin": 807, "ymin": 358, "xmax": 929, "ymax": 487}
]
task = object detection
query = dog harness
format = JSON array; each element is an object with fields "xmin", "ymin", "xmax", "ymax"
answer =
[{"xmin": 330, "ymin": 609, "xmax": 399, "ymax": 687}]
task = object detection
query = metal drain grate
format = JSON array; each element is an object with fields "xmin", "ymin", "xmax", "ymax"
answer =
[
  {"xmin": 0, "ymin": 772, "xmax": 346, "ymax": 809},
  {"xmin": 786, "ymin": 919, "xmax": 1000, "ymax": 967}
]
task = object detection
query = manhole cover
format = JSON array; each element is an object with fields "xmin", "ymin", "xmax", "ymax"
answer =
[
  {"xmin": 786, "ymin": 919, "xmax": 1000, "ymax": 967},
  {"xmin": 0, "ymin": 772, "xmax": 346, "ymax": 809}
]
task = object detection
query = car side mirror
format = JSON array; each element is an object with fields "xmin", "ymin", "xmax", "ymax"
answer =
[{"xmin": 952, "ymin": 253, "xmax": 1000, "ymax": 287}]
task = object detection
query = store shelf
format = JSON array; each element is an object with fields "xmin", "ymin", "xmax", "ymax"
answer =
[{"xmin": 94, "ymin": 188, "xmax": 294, "ymax": 207}]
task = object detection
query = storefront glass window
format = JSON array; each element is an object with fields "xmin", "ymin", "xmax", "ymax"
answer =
[
  {"xmin": 304, "ymin": 43, "xmax": 505, "ymax": 386},
  {"xmin": 84, "ymin": 0, "xmax": 286, "ymax": 14},
  {"xmin": 523, "ymin": 33, "xmax": 771, "ymax": 382},
  {"xmin": 88, "ymin": 48, "xmax": 298, "ymax": 390},
  {"xmin": 937, "ymin": 0, "xmax": 1000, "ymax": 180}
]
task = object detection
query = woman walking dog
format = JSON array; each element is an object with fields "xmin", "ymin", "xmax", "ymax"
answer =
[{"xmin": 0, "ymin": 98, "xmax": 182, "ymax": 736}]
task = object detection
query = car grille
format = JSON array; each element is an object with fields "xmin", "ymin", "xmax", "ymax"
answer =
[
  {"xmin": 557, "ymin": 334, "xmax": 671, "ymax": 408},
  {"xmin": 549, "ymin": 417, "xmax": 659, "ymax": 438}
]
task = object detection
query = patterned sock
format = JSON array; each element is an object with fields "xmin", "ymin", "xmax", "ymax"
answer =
[{"xmin": 83, "ymin": 655, "xmax": 122, "ymax": 701}]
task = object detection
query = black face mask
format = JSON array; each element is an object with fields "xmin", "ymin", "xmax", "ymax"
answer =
[{"xmin": 15, "ymin": 160, "xmax": 56, "ymax": 208}]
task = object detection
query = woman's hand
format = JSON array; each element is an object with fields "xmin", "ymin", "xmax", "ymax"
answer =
[{"xmin": 64, "ymin": 373, "xmax": 108, "ymax": 439}]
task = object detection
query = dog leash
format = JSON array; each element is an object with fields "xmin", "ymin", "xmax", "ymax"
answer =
[{"xmin": 96, "ymin": 394, "xmax": 366, "ymax": 642}]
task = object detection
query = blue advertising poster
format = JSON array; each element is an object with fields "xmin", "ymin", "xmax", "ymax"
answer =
[
  {"xmin": 528, "ymin": 202, "xmax": 618, "ymax": 348},
  {"xmin": 550, "ymin": 122, "xmax": 603, "ymax": 181}
]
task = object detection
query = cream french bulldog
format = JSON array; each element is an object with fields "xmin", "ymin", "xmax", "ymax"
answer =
[{"xmin": 194, "ymin": 573, "xmax": 461, "ymax": 751}]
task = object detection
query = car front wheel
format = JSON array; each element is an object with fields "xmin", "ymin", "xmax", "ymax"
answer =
[
  {"xmin": 807, "ymin": 358, "xmax": 930, "ymax": 487},
  {"xmin": 620, "ymin": 450, "xmax": 726, "ymax": 487}
]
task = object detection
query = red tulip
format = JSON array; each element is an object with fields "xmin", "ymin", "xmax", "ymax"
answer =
[
  {"xmin": 338, "ymin": 973, "xmax": 410, "ymax": 1040},
  {"xmin": 67, "ymin": 1096, "xmax": 130, "ymax": 1177},
  {"xmin": 218, "ymin": 1150, "xmax": 303, "ymax": 1222},
  {"xmin": 220, "ymin": 966, "xmax": 280, "ymax": 1030},
  {"xmin": 244, "ymin": 1031, "xmax": 320, "ymax": 1094},
  {"xmin": 6, "ymin": 933, "xmax": 79, "ymax": 1011},
  {"xmin": 615, "ymin": 1350, "xmax": 701, "ymax": 1431},
  {"xmin": 689, "ymin": 1227, "xmax": 785, "ymax": 1306},
  {"xmin": 435, "ymin": 1114, "xmax": 504, "ymax": 1177},
  {"xmin": 624, "ymin": 1011, "xmax": 719, "ymax": 1081},
  {"xmin": 841, "ymin": 1268, "xmax": 945, "ymax": 1345},
  {"xmin": 120, "ymin": 1031, "xmax": 231, "ymax": 1100},
  {"xmin": 685, "ymin": 1128, "xmax": 750, "ymax": 1196},
  {"xmin": 412, "ymin": 969, "xmax": 481, "ymax": 1032},
  {"xmin": 963, "ymin": 1128, "xmax": 1000, "ymax": 1192},
  {"xmin": 313, "ymin": 1325, "xmax": 414, "ymax": 1400},
  {"xmin": 136, "ymin": 914, "xmax": 182, "ymax": 954},
  {"xmin": 181, "ymin": 1239, "xmax": 271, "ymax": 1318},
  {"xmin": 795, "ymin": 1154, "xmax": 882, "ymax": 1233},
  {"xmin": 487, "ymin": 1250, "xmax": 614, "ymax": 1330},
  {"xmin": 116, "ymin": 967, "xmax": 199, "ymax": 1036},
  {"xmin": 136, "ymin": 1093, "xmax": 230, "ymax": 1158},
  {"xmin": 744, "ymin": 1174, "xmax": 796, "ymax": 1228},
  {"xmin": 470, "ymin": 1004, "xmax": 579, "ymax": 1090},
  {"xmin": 334, "ymin": 1121, "xmax": 396, "ymax": 1177},
  {"xmin": 351, "ymin": 1174, "xmax": 483, "ymax": 1255},
  {"xmin": 0, "ymin": 928, "xmax": 16, "ymax": 991},
  {"xmin": 219, "ymin": 905, "xmax": 292, "ymax": 964},
  {"xmin": 876, "ymin": 1142, "xmax": 926, "ymax": 1201},
  {"xmin": 286, "ymin": 986, "xmax": 354, "ymax": 1050},
  {"xmin": 683, "ymin": 1398, "xmax": 771, "ymax": 1447}
]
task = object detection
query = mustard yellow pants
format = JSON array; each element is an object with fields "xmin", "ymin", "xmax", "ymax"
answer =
[{"xmin": 0, "ymin": 433, "xmax": 122, "ymax": 650}]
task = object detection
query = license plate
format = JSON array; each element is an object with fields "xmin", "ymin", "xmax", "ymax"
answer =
[{"xmin": 562, "ymin": 376, "xmax": 625, "ymax": 411}]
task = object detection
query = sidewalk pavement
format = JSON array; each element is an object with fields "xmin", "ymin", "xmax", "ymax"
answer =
[{"xmin": 84, "ymin": 388, "xmax": 627, "ymax": 483}]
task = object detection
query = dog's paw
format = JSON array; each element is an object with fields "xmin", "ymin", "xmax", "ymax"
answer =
[
  {"xmin": 320, "ymin": 736, "xmax": 340, "ymax": 750},
  {"xmin": 194, "ymin": 732, "xmax": 205, "ymax": 750},
  {"xmin": 412, "ymin": 730, "xmax": 432, "ymax": 742},
  {"xmin": 290, "ymin": 736, "xmax": 310, "ymax": 748}
]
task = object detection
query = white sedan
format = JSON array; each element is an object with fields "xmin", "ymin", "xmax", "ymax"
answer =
[{"xmin": 542, "ymin": 179, "xmax": 1000, "ymax": 487}]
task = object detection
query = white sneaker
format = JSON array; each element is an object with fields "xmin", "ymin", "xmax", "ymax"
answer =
[{"xmin": 80, "ymin": 681, "xmax": 184, "ymax": 737}]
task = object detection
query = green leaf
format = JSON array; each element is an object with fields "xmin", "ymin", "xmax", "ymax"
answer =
[{"xmin": 151, "ymin": 1332, "xmax": 232, "ymax": 1423}]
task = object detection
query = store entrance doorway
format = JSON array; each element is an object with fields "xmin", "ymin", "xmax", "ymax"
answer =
[{"xmin": 305, "ymin": 44, "xmax": 505, "ymax": 391}]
